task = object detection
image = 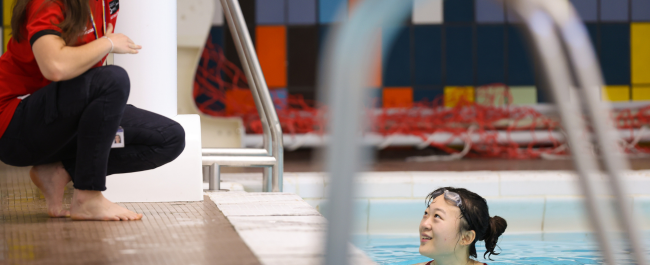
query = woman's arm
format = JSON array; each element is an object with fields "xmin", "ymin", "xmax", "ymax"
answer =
[{"xmin": 32, "ymin": 23, "xmax": 141, "ymax": 82}]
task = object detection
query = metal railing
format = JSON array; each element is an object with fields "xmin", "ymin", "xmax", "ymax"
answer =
[
  {"xmin": 319, "ymin": 0, "xmax": 646, "ymax": 264},
  {"xmin": 507, "ymin": 1, "xmax": 646, "ymax": 264},
  {"xmin": 202, "ymin": 0, "xmax": 284, "ymax": 192}
]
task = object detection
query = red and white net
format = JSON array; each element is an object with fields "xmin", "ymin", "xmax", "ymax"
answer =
[{"xmin": 194, "ymin": 38, "xmax": 650, "ymax": 159}]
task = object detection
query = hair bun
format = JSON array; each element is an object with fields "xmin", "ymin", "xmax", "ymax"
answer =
[{"xmin": 482, "ymin": 216, "xmax": 507, "ymax": 260}]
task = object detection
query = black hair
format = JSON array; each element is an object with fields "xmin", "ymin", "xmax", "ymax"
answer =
[{"xmin": 425, "ymin": 187, "xmax": 507, "ymax": 260}]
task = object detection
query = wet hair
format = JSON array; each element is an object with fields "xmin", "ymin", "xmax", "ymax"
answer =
[{"xmin": 425, "ymin": 187, "xmax": 507, "ymax": 260}]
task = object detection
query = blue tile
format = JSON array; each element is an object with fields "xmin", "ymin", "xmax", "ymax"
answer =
[
  {"xmin": 476, "ymin": 0, "xmax": 505, "ymax": 23},
  {"xmin": 413, "ymin": 86, "xmax": 444, "ymax": 102},
  {"xmin": 444, "ymin": 0, "xmax": 474, "ymax": 23},
  {"xmin": 537, "ymin": 85, "xmax": 552, "ymax": 103},
  {"xmin": 600, "ymin": 0, "xmax": 630, "ymax": 21},
  {"xmin": 600, "ymin": 23, "xmax": 630, "ymax": 85},
  {"xmin": 507, "ymin": 25, "xmax": 535, "ymax": 86},
  {"xmin": 319, "ymin": 0, "xmax": 348, "ymax": 24},
  {"xmin": 256, "ymin": 0, "xmax": 285, "ymax": 24},
  {"xmin": 383, "ymin": 26, "xmax": 412, "ymax": 87},
  {"xmin": 205, "ymin": 27, "xmax": 225, "ymax": 83},
  {"xmin": 319, "ymin": 25, "xmax": 332, "ymax": 52},
  {"xmin": 445, "ymin": 25, "xmax": 474, "ymax": 86},
  {"xmin": 414, "ymin": 25, "xmax": 443, "ymax": 86},
  {"xmin": 632, "ymin": 0, "xmax": 650, "ymax": 21},
  {"xmin": 288, "ymin": 0, "xmax": 317, "ymax": 24},
  {"xmin": 270, "ymin": 89, "xmax": 288, "ymax": 110},
  {"xmin": 209, "ymin": 26, "xmax": 224, "ymax": 48},
  {"xmin": 570, "ymin": 0, "xmax": 598, "ymax": 22},
  {"xmin": 585, "ymin": 23, "xmax": 599, "ymax": 53},
  {"xmin": 477, "ymin": 24, "xmax": 505, "ymax": 85}
]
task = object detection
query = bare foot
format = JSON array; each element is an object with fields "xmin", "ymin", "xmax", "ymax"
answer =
[
  {"xmin": 70, "ymin": 190, "xmax": 143, "ymax": 221},
  {"xmin": 29, "ymin": 163, "xmax": 71, "ymax": 217}
]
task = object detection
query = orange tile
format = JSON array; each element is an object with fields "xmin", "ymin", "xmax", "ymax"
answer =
[
  {"xmin": 225, "ymin": 89, "xmax": 256, "ymax": 114},
  {"xmin": 444, "ymin": 86, "xmax": 475, "ymax": 107},
  {"xmin": 256, "ymin": 26, "xmax": 287, "ymax": 88},
  {"xmin": 383, "ymin": 87, "xmax": 413, "ymax": 108}
]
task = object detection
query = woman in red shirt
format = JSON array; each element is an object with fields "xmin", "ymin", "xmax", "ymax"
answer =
[
  {"xmin": 0, "ymin": 0, "xmax": 185, "ymax": 221},
  {"xmin": 415, "ymin": 187, "xmax": 507, "ymax": 265}
]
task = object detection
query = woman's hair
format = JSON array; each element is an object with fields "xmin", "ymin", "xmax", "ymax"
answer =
[
  {"xmin": 11, "ymin": 0, "xmax": 90, "ymax": 45},
  {"xmin": 425, "ymin": 187, "xmax": 507, "ymax": 260}
]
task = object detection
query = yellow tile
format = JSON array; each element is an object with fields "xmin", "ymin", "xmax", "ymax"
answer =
[
  {"xmin": 444, "ymin": 86, "xmax": 474, "ymax": 108},
  {"xmin": 632, "ymin": 23, "xmax": 650, "ymax": 85},
  {"xmin": 632, "ymin": 85, "xmax": 650, "ymax": 101},
  {"xmin": 476, "ymin": 85, "xmax": 507, "ymax": 106},
  {"xmin": 4, "ymin": 0, "xmax": 16, "ymax": 26},
  {"xmin": 602, "ymin": 85, "xmax": 630, "ymax": 102},
  {"xmin": 4, "ymin": 28, "xmax": 11, "ymax": 53}
]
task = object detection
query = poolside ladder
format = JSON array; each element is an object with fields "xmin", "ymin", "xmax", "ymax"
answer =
[{"xmin": 202, "ymin": 0, "xmax": 284, "ymax": 192}]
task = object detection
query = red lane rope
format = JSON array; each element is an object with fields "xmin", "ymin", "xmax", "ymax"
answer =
[{"xmin": 194, "ymin": 36, "xmax": 650, "ymax": 159}]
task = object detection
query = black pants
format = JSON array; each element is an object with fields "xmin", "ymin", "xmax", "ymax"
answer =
[{"xmin": 0, "ymin": 66, "xmax": 185, "ymax": 191}]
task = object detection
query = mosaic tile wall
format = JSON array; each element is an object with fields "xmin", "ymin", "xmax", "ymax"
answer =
[
  {"xmin": 207, "ymin": 0, "xmax": 650, "ymax": 108},
  {"xmin": 1, "ymin": 0, "xmax": 648, "ymax": 106}
]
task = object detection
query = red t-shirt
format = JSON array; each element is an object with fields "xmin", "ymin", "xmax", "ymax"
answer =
[{"xmin": 0, "ymin": 0, "xmax": 119, "ymax": 138}]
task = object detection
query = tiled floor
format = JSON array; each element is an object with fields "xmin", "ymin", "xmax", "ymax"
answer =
[{"xmin": 0, "ymin": 163, "xmax": 260, "ymax": 265}]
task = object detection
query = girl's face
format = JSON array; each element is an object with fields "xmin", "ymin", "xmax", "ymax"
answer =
[{"xmin": 419, "ymin": 194, "xmax": 464, "ymax": 258}]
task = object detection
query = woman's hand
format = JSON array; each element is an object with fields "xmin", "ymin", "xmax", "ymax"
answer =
[{"xmin": 104, "ymin": 23, "xmax": 142, "ymax": 54}]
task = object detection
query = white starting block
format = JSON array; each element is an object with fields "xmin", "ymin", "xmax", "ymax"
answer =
[
  {"xmin": 103, "ymin": 115, "xmax": 203, "ymax": 202},
  {"xmin": 102, "ymin": 0, "xmax": 210, "ymax": 202}
]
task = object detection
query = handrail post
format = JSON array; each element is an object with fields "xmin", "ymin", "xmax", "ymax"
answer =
[
  {"xmin": 506, "ymin": 0, "xmax": 646, "ymax": 264},
  {"xmin": 528, "ymin": 1, "xmax": 647, "ymax": 264},
  {"xmin": 214, "ymin": 0, "xmax": 284, "ymax": 192}
]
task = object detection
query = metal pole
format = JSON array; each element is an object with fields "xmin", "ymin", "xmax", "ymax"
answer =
[
  {"xmin": 535, "ymin": 1, "xmax": 647, "ymax": 263},
  {"xmin": 319, "ymin": 1, "xmax": 413, "ymax": 264},
  {"xmin": 219, "ymin": 0, "xmax": 284, "ymax": 192},
  {"xmin": 219, "ymin": 0, "xmax": 271, "ymax": 153},
  {"xmin": 221, "ymin": 0, "xmax": 284, "ymax": 192},
  {"xmin": 202, "ymin": 165, "xmax": 209, "ymax": 182},
  {"xmin": 209, "ymin": 163, "xmax": 221, "ymax": 190},
  {"xmin": 506, "ymin": 1, "xmax": 621, "ymax": 264}
]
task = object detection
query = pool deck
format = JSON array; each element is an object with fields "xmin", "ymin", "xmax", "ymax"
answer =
[
  {"xmin": 0, "ymin": 162, "xmax": 377, "ymax": 265},
  {"xmin": 0, "ymin": 163, "xmax": 260, "ymax": 265}
]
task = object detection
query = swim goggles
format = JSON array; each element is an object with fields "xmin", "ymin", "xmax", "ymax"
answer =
[
  {"xmin": 430, "ymin": 188, "xmax": 463, "ymax": 209},
  {"xmin": 429, "ymin": 188, "xmax": 472, "ymax": 228}
]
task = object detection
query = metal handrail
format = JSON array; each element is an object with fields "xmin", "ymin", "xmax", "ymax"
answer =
[
  {"xmin": 319, "ymin": 1, "xmax": 415, "ymax": 264},
  {"xmin": 203, "ymin": 0, "xmax": 284, "ymax": 192},
  {"xmin": 320, "ymin": 0, "xmax": 646, "ymax": 264},
  {"xmin": 202, "ymin": 148, "xmax": 269, "ymax": 156},
  {"xmin": 508, "ymin": 1, "xmax": 647, "ymax": 264}
]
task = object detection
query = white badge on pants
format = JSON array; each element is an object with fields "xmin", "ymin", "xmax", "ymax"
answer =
[{"xmin": 111, "ymin": 126, "xmax": 125, "ymax": 148}]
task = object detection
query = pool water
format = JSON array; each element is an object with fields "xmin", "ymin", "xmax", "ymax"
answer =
[{"xmin": 353, "ymin": 233, "xmax": 650, "ymax": 265}]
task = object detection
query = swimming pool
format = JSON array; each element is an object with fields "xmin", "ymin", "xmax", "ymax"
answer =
[{"xmin": 353, "ymin": 233, "xmax": 650, "ymax": 265}]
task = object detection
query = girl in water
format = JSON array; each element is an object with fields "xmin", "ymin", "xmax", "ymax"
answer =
[{"xmin": 415, "ymin": 187, "xmax": 507, "ymax": 265}]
